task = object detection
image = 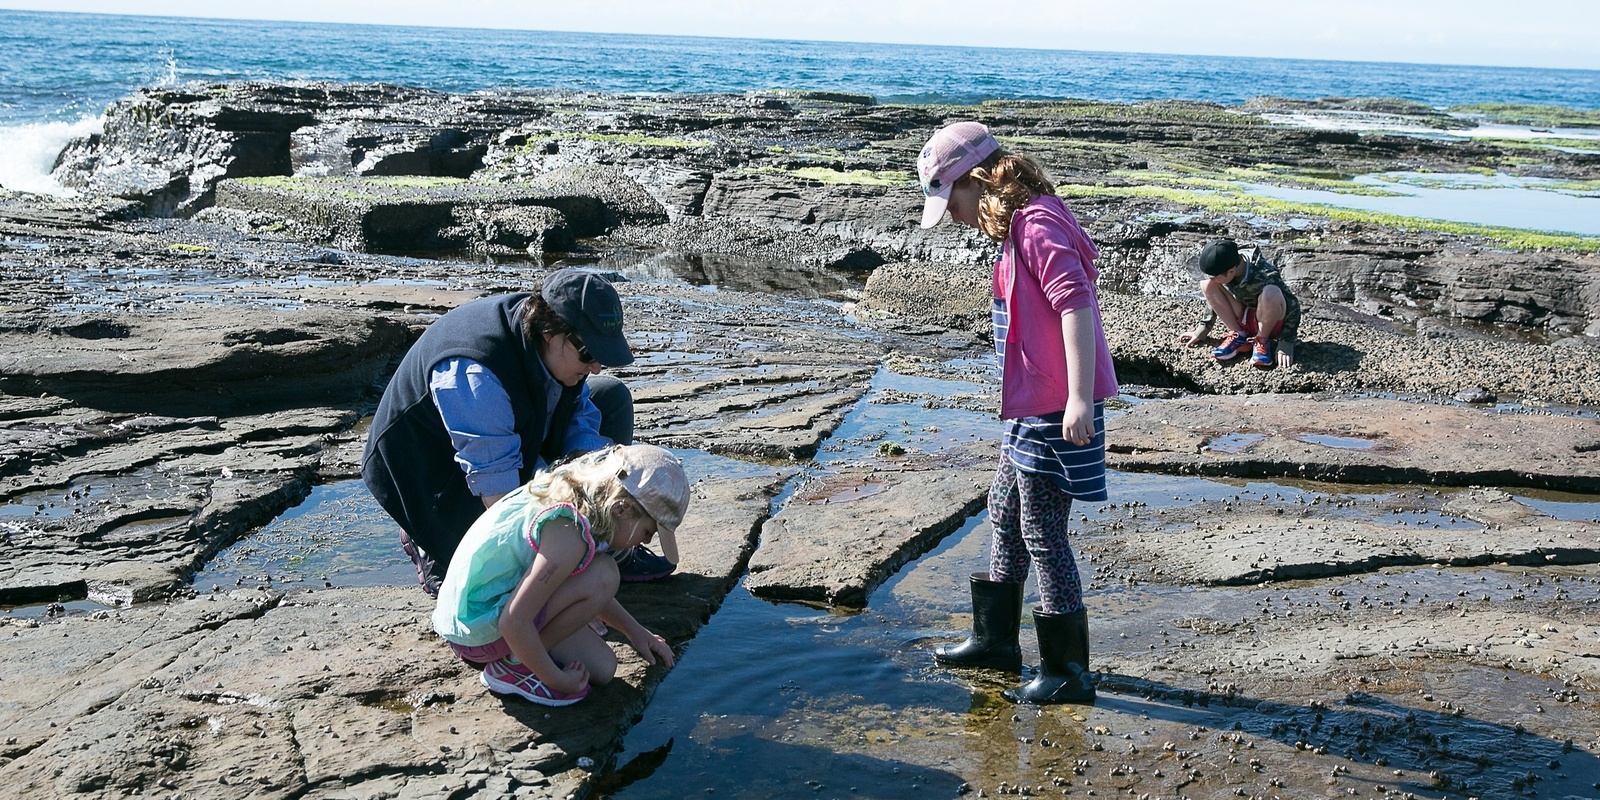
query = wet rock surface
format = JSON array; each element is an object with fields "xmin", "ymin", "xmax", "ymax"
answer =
[
  {"xmin": 0, "ymin": 406, "xmax": 353, "ymax": 605},
  {"xmin": 6, "ymin": 80, "xmax": 1600, "ymax": 798},
  {"xmin": 1107, "ymin": 393, "xmax": 1600, "ymax": 491},
  {"xmin": 618, "ymin": 285, "xmax": 884, "ymax": 461},
  {"xmin": 745, "ymin": 441, "xmax": 998, "ymax": 606},
  {"xmin": 1088, "ymin": 486, "xmax": 1600, "ymax": 585},
  {"xmin": 0, "ymin": 475, "xmax": 782, "ymax": 799}
]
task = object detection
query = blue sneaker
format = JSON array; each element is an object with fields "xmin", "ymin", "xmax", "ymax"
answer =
[
  {"xmin": 615, "ymin": 545, "xmax": 676, "ymax": 582},
  {"xmin": 1251, "ymin": 338, "xmax": 1276, "ymax": 369},
  {"xmin": 1211, "ymin": 331, "xmax": 1251, "ymax": 362}
]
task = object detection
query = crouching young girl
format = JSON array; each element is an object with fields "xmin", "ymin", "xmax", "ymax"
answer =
[{"xmin": 432, "ymin": 444, "xmax": 690, "ymax": 706}]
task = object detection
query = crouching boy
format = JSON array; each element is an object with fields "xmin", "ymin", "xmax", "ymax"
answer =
[{"xmin": 1176, "ymin": 239, "xmax": 1300, "ymax": 369}]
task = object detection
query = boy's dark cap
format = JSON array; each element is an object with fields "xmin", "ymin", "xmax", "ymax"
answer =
[
  {"xmin": 541, "ymin": 268, "xmax": 634, "ymax": 367},
  {"xmin": 1198, "ymin": 239, "xmax": 1241, "ymax": 277}
]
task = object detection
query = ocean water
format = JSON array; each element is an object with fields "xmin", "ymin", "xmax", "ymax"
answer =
[
  {"xmin": 3, "ymin": 8, "xmax": 1599, "ymax": 197},
  {"xmin": 7, "ymin": 8, "xmax": 1600, "ymax": 125}
]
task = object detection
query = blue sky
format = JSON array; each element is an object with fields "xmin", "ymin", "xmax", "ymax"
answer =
[{"xmin": 6, "ymin": 0, "xmax": 1599, "ymax": 70}]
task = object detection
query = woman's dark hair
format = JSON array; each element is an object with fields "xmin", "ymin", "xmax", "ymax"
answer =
[{"xmin": 518, "ymin": 293, "xmax": 575, "ymax": 344}]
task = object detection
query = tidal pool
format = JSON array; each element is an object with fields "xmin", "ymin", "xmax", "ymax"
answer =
[
  {"xmin": 590, "ymin": 380, "xmax": 1600, "ymax": 798},
  {"xmin": 1203, "ymin": 432, "xmax": 1267, "ymax": 454},
  {"xmin": 552, "ymin": 248, "xmax": 872, "ymax": 302},
  {"xmin": 1293, "ymin": 432, "xmax": 1381, "ymax": 450},
  {"xmin": 1512, "ymin": 489, "xmax": 1600, "ymax": 523},
  {"xmin": 602, "ymin": 469, "xmax": 1600, "ymax": 799},
  {"xmin": 189, "ymin": 479, "xmax": 415, "ymax": 592},
  {"xmin": 1243, "ymin": 171, "xmax": 1600, "ymax": 237}
]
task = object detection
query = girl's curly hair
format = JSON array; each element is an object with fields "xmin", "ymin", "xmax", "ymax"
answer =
[{"xmin": 958, "ymin": 150, "xmax": 1057, "ymax": 242}]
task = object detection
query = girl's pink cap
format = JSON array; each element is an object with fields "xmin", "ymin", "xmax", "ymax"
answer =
[
  {"xmin": 916, "ymin": 121, "xmax": 1000, "ymax": 228},
  {"xmin": 606, "ymin": 444, "xmax": 689, "ymax": 563}
]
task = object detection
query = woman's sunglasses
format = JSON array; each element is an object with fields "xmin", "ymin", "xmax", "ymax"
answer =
[{"xmin": 567, "ymin": 333, "xmax": 597, "ymax": 364}]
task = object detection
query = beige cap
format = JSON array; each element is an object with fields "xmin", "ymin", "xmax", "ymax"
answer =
[{"xmin": 603, "ymin": 444, "xmax": 689, "ymax": 564}]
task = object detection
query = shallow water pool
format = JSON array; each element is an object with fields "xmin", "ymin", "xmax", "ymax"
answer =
[{"xmin": 1244, "ymin": 171, "xmax": 1600, "ymax": 236}]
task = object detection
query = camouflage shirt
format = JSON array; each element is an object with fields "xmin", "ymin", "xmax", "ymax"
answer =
[{"xmin": 1197, "ymin": 246, "xmax": 1301, "ymax": 342}]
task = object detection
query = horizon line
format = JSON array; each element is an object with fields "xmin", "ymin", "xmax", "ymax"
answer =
[{"xmin": 7, "ymin": 6, "xmax": 1600, "ymax": 75}]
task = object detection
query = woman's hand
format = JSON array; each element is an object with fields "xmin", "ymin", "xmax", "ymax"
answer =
[
  {"xmin": 548, "ymin": 661, "xmax": 591, "ymax": 695},
  {"xmin": 628, "ymin": 628, "xmax": 676, "ymax": 668},
  {"xmin": 1063, "ymin": 397, "xmax": 1095, "ymax": 446}
]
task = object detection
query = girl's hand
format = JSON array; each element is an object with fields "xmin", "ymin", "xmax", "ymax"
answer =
[
  {"xmin": 1063, "ymin": 398, "xmax": 1095, "ymax": 446},
  {"xmin": 629, "ymin": 629, "xmax": 676, "ymax": 669},
  {"xmin": 549, "ymin": 661, "xmax": 591, "ymax": 695}
]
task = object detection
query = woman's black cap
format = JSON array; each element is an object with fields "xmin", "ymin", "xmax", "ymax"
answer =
[{"xmin": 540, "ymin": 268, "xmax": 634, "ymax": 367}]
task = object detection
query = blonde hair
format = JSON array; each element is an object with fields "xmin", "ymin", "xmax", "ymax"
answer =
[
  {"xmin": 522, "ymin": 451, "xmax": 643, "ymax": 548},
  {"xmin": 957, "ymin": 150, "xmax": 1057, "ymax": 242}
]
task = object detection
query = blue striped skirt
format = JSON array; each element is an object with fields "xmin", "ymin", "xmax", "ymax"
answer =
[{"xmin": 1001, "ymin": 401, "xmax": 1108, "ymax": 501}]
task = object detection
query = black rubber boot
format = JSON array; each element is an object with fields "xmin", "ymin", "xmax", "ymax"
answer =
[
  {"xmin": 1004, "ymin": 608, "xmax": 1096, "ymax": 704},
  {"xmin": 933, "ymin": 574, "xmax": 1023, "ymax": 672}
]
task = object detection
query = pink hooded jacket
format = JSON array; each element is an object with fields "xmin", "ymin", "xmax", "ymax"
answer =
[{"xmin": 993, "ymin": 195, "xmax": 1119, "ymax": 420}]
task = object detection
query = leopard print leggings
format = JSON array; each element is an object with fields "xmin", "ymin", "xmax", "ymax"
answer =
[{"xmin": 987, "ymin": 457, "xmax": 1085, "ymax": 614}]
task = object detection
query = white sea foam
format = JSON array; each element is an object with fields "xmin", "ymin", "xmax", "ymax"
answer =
[
  {"xmin": 0, "ymin": 114, "xmax": 103, "ymax": 196},
  {"xmin": 1261, "ymin": 111, "xmax": 1600, "ymax": 142}
]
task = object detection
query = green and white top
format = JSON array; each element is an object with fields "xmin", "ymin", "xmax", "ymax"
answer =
[{"xmin": 431, "ymin": 488, "xmax": 600, "ymax": 648}]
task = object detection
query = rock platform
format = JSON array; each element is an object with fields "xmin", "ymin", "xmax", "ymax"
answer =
[{"xmin": 4, "ymin": 80, "xmax": 1599, "ymax": 798}]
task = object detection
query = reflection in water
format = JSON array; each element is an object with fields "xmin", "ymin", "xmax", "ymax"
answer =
[
  {"xmin": 1512, "ymin": 490, "xmax": 1600, "ymax": 522},
  {"xmin": 1243, "ymin": 171, "xmax": 1600, "ymax": 236},
  {"xmin": 554, "ymin": 249, "xmax": 870, "ymax": 301},
  {"xmin": 1293, "ymin": 432, "xmax": 1380, "ymax": 450},
  {"xmin": 1204, "ymin": 432, "xmax": 1267, "ymax": 453}
]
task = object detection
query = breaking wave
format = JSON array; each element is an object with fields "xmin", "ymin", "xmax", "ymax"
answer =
[{"xmin": 0, "ymin": 114, "xmax": 102, "ymax": 196}]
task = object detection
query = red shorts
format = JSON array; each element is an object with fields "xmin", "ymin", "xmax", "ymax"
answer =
[{"xmin": 1239, "ymin": 308, "xmax": 1283, "ymax": 340}]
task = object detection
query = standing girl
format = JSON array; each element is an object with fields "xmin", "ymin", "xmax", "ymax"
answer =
[
  {"xmin": 918, "ymin": 122, "xmax": 1119, "ymax": 704},
  {"xmin": 432, "ymin": 444, "xmax": 690, "ymax": 706}
]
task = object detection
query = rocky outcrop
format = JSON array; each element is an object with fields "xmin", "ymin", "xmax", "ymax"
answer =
[
  {"xmin": 209, "ymin": 165, "xmax": 667, "ymax": 254},
  {"xmin": 859, "ymin": 259, "xmax": 992, "ymax": 333},
  {"xmin": 0, "ymin": 306, "xmax": 412, "ymax": 415},
  {"xmin": 1277, "ymin": 244, "xmax": 1600, "ymax": 336},
  {"xmin": 0, "ymin": 402, "xmax": 354, "ymax": 605},
  {"xmin": 860, "ymin": 261, "xmax": 1600, "ymax": 405},
  {"xmin": 50, "ymin": 83, "xmax": 407, "ymax": 216},
  {"xmin": 51, "ymin": 82, "xmax": 551, "ymax": 217},
  {"xmin": 290, "ymin": 123, "xmax": 488, "ymax": 179},
  {"xmin": 1098, "ymin": 292, "xmax": 1600, "ymax": 406},
  {"xmin": 744, "ymin": 441, "xmax": 996, "ymax": 606},
  {"xmin": 49, "ymin": 81, "xmax": 1600, "ymax": 339}
]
